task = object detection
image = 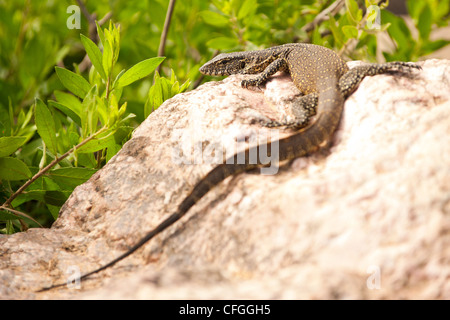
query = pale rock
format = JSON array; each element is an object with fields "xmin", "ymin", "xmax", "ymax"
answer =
[{"xmin": 0, "ymin": 59, "xmax": 449, "ymax": 299}]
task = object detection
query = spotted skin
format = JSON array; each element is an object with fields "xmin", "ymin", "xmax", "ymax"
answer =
[
  {"xmin": 38, "ymin": 44, "xmax": 420, "ymax": 292},
  {"xmin": 261, "ymin": 61, "xmax": 421, "ymax": 129}
]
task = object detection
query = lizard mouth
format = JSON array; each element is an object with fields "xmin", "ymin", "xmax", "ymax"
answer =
[
  {"xmin": 200, "ymin": 65, "xmax": 226, "ymax": 76},
  {"xmin": 199, "ymin": 64, "xmax": 207, "ymax": 74}
]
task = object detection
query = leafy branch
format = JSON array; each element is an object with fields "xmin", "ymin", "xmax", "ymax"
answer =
[
  {"xmin": 2, "ymin": 126, "xmax": 108, "ymax": 209},
  {"xmin": 0, "ymin": 21, "xmax": 166, "ymax": 233}
]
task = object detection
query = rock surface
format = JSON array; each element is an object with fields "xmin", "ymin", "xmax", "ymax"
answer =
[{"xmin": 1, "ymin": 59, "xmax": 449, "ymax": 300}]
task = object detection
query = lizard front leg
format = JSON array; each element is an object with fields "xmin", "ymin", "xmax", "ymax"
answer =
[
  {"xmin": 260, "ymin": 93, "xmax": 318, "ymax": 129},
  {"xmin": 241, "ymin": 58, "xmax": 288, "ymax": 89}
]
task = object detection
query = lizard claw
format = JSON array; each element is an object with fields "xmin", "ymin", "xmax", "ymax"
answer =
[
  {"xmin": 241, "ymin": 79, "xmax": 264, "ymax": 90},
  {"xmin": 241, "ymin": 79, "xmax": 255, "ymax": 88}
]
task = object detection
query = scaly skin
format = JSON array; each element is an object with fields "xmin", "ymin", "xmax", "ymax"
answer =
[{"xmin": 38, "ymin": 44, "xmax": 420, "ymax": 292}]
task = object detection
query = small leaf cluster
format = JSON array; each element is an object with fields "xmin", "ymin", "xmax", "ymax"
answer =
[
  {"xmin": 382, "ymin": 0, "xmax": 450, "ymax": 61},
  {"xmin": 145, "ymin": 71, "xmax": 191, "ymax": 118}
]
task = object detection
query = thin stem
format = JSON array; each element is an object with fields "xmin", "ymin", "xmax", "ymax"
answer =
[
  {"xmin": 0, "ymin": 206, "xmax": 44, "ymax": 228},
  {"xmin": 76, "ymin": 0, "xmax": 95, "ymax": 24},
  {"xmin": 156, "ymin": 0, "xmax": 176, "ymax": 73},
  {"xmin": 2, "ymin": 127, "xmax": 108, "ymax": 208},
  {"xmin": 301, "ymin": 0, "xmax": 345, "ymax": 32},
  {"xmin": 105, "ymin": 75, "xmax": 111, "ymax": 99}
]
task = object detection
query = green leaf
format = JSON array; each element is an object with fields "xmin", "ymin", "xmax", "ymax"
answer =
[
  {"xmin": 55, "ymin": 67, "xmax": 91, "ymax": 99},
  {"xmin": 105, "ymin": 142, "xmax": 121, "ymax": 163},
  {"xmin": 112, "ymin": 23, "xmax": 121, "ymax": 64},
  {"xmin": 53, "ymin": 90, "xmax": 82, "ymax": 116},
  {"xmin": 206, "ymin": 37, "xmax": 239, "ymax": 50},
  {"xmin": 43, "ymin": 190, "xmax": 68, "ymax": 207},
  {"xmin": 17, "ymin": 105, "xmax": 34, "ymax": 136},
  {"xmin": 102, "ymin": 37, "xmax": 113, "ymax": 78},
  {"xmin": 0, "ymin": 105, "xmax": 11, "ymax": 137},
  {"xmin": 6, "ymin": 220, "xmax": 15, "ymax": 234},
  {"xmin": 116, "ymin": 57, "xmax": 166, "ymax": 88},
  {"xmin": 345, "ymin": 0, "xmax": 361, "ymax": 23},
  {"xmin": 112, "ymin": 69, "xmax": 126, "ymax": 89},
  {"xmin": 238, "ymin": 0, "xmax": 258, "ymax": 20},
  {"xmin": 47, "ymin": 167, "xmax": 97, "ymax": 189},
  {"xmin": 329, "ymin": 16, "xmax": 344, "ymax": 46},
  {"xmin": 96, "ymin": 21, "xmax": 106, "ymax": 48},
  {"xmin": 0, "ymin": 136, "xmax": 27, "ymax": 157},
  {"xmin": 0, "ymin": 157, "xmax": 32, "ymax": 181},
  {"xmin": 21, "ymin": 36, "xmax": 46, "ymax": 81},
  {"xmin": 180, "ymin": 79, "xmax": 191, "ymax": 92},
  {"xmin": 406, "ymin": 0, "xmax": 425, "ymax": 21},
  {"xmin": 417, "ymin": 4, "xmax": 432, "ymax": 41},
  {"xmin": 95, "ymin": 96, "xmax": 108, "ymax": 126},
  {"xmin": 424, "ymin": 39, "xmax": 450, "ymax": 52},
  {"xmin": 80, "ymin": 34, "xmax": 107, "ymax": 80},
  {"xmin": 381, "ymin": 10, "xmax": 413, "ymax": 51},
  {"xmin": 80, "ymin": 85, "xmax": 98, "ymax": 138},
  {"xmin": 46, "ymin": 204, "xmax": 60, "ymax": 220},
  {"xmin": 0, "ymin": 210, "xmax": 17, "ymax": 221},
  {"xmin": 160, "ymin": 77, "xmax": 171, "ymax": 101},
  {"xmin": 102, "ymin": 23, "xmax": 120, "ymax": 75},
  {"xmin": 77, "ymin": 130, "xmax": 116, "ymax": 153},
  {"xmin": 35, "ymin": 99, "xmax": 58, "ymax": 155},
  {"xmin": 11, "ymin": 190, "xmax": 45, "ymax": 207},
  {"xmin": 199, "ymin": 11, "xmax": 230, "ymax": 27},
  {"xmin": 342, "ymin": 25, "xmax": 359, "ymax": 39},
  {"xmin": 8, "ymin": 98, "xmax": 14, "ymax": 135},
  {"xmin": 48, "ymin": 101, "xmax": 82, "ymax": 127},
  {"xmin": 145, "ymin": 73, "xmax": 163, "ymax": 117},
  {"xmin": 436, "ymin": 1, "xmax": 450, "ymax": 23}
]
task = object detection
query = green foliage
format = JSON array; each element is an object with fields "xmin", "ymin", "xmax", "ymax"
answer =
[
  {"xmin": 145, "ymin": 70, "xmax": 191, "ymax": 118},
  {"xmin": 0, "ymin": 17, "xmax": 165, "ymax": 233},
  {"xmin": 382, "ymin": 0, "xmax": 450, "ymax": 61},
  {"xmin": 198, "ymin": 0, "xmax": 449, "ymax": 61},
  {"xmin": 0, "ymin": 0, "xmax": 448, "ymax": 234}
]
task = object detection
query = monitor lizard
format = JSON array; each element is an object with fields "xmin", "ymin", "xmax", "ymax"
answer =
[{"xmin": 38, "ymin": 43, "xmax": 420, "ymax": 291}]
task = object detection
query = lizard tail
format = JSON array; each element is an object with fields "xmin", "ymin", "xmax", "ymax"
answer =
[
  {"xmin": 38, "ymin": 77, "xmax": 344, "ymax": 292},
  {"xmin": 38, "ymin": 159, "xmax": 257, "ymax": 292}
]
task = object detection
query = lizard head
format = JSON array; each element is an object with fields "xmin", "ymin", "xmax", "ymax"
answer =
[{"xmin": 199, "ymin": 53, "xmax": 247, "ymax": 76}]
